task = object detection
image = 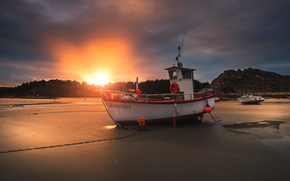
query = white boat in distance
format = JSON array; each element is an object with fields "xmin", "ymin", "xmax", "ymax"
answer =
[
  {"xmin": 238, "ymin": 93, "xmax": 264, "ymax": 104},
  {"xmin": 100, "ymin": 47, "xmax": 215, "ymax": 126}
]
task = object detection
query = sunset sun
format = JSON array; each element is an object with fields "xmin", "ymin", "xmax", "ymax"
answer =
[{"xmin": 87, "ymin": 73, "xmax": 110, "ymax": 86}]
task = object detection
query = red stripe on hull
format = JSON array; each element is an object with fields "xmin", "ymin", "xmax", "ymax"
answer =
[{"xmin": 103, "ymin": 94, "xmax": 215, "ymax": 104}]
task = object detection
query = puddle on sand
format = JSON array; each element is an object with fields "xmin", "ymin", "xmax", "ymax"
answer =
[
  {"xmin": 223, "ymin": 120, "xmax": 285, "ymax": 130},
  {"xmin": 224, "ymin": 120, "xmax": 290, "ymax": 164}
]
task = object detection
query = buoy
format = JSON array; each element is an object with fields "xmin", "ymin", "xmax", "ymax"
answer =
[{"xmin": 204, "ymin": 106, "xmax": 212, "ymax": 113}]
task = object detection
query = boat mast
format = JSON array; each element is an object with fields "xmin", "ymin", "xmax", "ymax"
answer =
[
  {"xmin": 176, "ymin": 25, "xmax": 187, "ymax": 68},
  {"xmin": 136, "ymin": 77, "xmax": 139, "ymax": 91},
  {"xmin": 176, "ymin": 46, "xmax": 183, "ymax": 67}
]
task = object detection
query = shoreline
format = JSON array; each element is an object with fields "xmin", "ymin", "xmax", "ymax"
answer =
[
  {"xmin": 1, "ymin": 91, "xmax": 289, "ymax": 99},
  {"xmin": 216, "ymin": 92, "xmax": 290, "ymax": 99}
]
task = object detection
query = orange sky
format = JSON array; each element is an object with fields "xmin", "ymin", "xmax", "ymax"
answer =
[{"xmin": 47, "ymin": 37, "xmax": 144, "ymax": 85}]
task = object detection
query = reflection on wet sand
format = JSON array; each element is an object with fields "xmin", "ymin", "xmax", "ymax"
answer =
[
  {"xmin": 0, "ymin": 98, "xmax": 289, "ymax": 180},
  {"xmin": 223, "ymin": 120, "xmax": 285, "ymax": 130}
]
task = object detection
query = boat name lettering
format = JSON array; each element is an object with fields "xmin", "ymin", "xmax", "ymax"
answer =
[{"xmin": 108, "ymin": 103, "xmax": 131, "ymax": 109}]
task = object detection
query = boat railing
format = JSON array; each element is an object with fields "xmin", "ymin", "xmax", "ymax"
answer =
[{"xmin": 99, "ymin": 90, "xmax": 214, "ymax": 102}]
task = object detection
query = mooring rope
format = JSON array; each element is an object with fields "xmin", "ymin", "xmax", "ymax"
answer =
[
  {"xmin": 0, "ymin": 131, "xmax": 138, "ymax": 154},
  {"xmin": 203, "ymin": 94, "xmax": 221, "ymax": 122},
  {"xmin": 0, "ymin": 98, "xmax": 138, "ymax": 154},
  {"xmin": 209, "ymin": 112, "xmax": 222, "ymax": 122}
]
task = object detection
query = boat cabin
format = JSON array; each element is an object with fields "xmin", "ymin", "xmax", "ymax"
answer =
[{"xmin": 165, "ymin": 65, "xmax": 196, "ymax": 100}]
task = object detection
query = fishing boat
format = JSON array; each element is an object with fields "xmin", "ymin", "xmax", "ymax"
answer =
[
  {"xmin": 100, "ymin": 46, "xmax": 215, "ymax": 126},
  {"xmin": 238, "ymin": 93, "xmax": 264, "ymax": 104}
]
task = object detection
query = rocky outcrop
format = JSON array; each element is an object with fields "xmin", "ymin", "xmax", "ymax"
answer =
[{"xmin": 210, "ymin": 68, "xmax": 290, "ymax": 96}]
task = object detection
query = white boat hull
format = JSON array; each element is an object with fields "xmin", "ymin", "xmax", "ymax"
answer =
[
  {"xmin": 238, "ymin": 96, "xmax": 264, "ymax": 104},
  {"xmin": 103, "ymin": 95, "xmax": 215, "ymax": 125}
]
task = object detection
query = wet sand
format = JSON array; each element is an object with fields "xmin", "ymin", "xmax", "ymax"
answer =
[{"xmin": 0, "ymin": 98, "xmax": 290, "ymax": 180}]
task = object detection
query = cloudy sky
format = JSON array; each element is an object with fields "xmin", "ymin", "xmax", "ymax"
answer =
[{"xmin": 0, "ymin": 0, "xmax": 289, "ymax": 87}]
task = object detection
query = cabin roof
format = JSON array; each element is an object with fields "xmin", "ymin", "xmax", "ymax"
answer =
[{"xmin": 165, "ymin": 66, "xmax": 197, "ymax": 71}]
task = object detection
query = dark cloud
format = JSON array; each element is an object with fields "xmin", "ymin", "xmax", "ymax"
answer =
[{"xmin": 0, "ymin": 0, "xmax": 289, "ymax": 87}]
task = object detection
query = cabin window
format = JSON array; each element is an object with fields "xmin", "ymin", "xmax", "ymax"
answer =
[
  {"xmin": 169, "ymin": 70, "xmax": 177, "ymax": 80},
  {"xmin": 182, "ymin": 70, "xmax": 192, "ymax": 79}
]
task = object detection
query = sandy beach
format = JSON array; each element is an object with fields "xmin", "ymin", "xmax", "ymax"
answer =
[{"xmin": 0, "ymin": 98, "xmax": 289, "ymax": 180}]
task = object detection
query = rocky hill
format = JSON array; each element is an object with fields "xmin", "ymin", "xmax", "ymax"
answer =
[{"xmin": 210, "ymin": 68, "xmax": 290, "ymax": 96}]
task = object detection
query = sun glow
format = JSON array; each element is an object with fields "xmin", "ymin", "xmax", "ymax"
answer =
[
  {"xmin": 47, "ymin": 37, "xmax": 139, "ymax": 83},
  {"xmin": 87, "ymin": 73, "xmax": 110, "ymax": 86}
]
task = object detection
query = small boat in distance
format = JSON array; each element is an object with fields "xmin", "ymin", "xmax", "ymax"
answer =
[
  {"xmin": 100, "ymin": 46, "xmax": 215, "ymax": 126},
  {"xmin": 238, "ymin": 93, "xmax": 264, "ymax": 104}
]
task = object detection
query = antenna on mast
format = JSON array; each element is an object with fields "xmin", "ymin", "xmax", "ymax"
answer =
[
  {"xmin": 180, "ymin": 25, "xmax": 187, "ymax": 52},
  {"xmin": 176, "ymin": 25, "xmax": 187, "ymax": 67}
]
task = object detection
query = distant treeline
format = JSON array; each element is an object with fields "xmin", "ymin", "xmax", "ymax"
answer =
[{"xmin": 0, "ymin": 79, "xmax": 209, "ymax": 98}]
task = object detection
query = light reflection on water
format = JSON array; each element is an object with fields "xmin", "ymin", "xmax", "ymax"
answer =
[{"xmin": 104, "ymin": 125, "xmax": 117, "ymax": 129}]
